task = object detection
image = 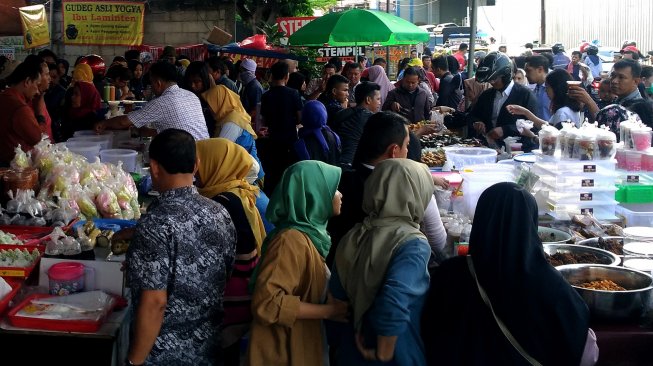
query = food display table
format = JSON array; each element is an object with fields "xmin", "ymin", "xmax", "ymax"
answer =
[
  {"xmin": 593, "ymin": 315, "xmax": 653, "ymax": 366},
  {"xmin": 0, "ymin": 302, "xmax": 131, "ymax": 366}
]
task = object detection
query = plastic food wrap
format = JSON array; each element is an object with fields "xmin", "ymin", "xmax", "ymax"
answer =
[
  {"xmin": 10, "ymin": 145, "xmax": 31, "ymax": 170},
  {"xmin": 95, "ymin": 188, "xmax": 121, "ymax": 219}
]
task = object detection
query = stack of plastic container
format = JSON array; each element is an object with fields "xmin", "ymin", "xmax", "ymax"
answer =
[
  {"xmin": 614, "ymin": 119, "xmax": 653, "ymax": 227},
  {"xmin": 531, "ymin": 124, "xmax": 619, "ymax": 220}
]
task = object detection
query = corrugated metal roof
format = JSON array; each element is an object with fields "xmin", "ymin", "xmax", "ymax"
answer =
[{"xmin": 545, "ymin": 0, "xmax": 653, "ymax": 54}]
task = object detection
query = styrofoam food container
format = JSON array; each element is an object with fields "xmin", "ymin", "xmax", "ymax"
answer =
[
  {"xmin": 623, "ymin": 242, "xmax": 653, "ymax": 256},
  {"xmin": 623, "ymin": 258, "xmax": 653, "ymax": 274},
  {"xmin": 100, "ymin": 149, "xmax": 138, "ymax": 172}
]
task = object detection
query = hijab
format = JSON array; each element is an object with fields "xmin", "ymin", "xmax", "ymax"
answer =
[
  {"xmin": 469, "ymin": 182, "xmax": 590, "ymax": 365},
  {"xmin": 72, "ymin": 63, "xmax": 93, "ymax": 83},
  {"xmin": 367, "ymin": 65, "xmax": 395, "ymax": 105},
  {"xmin": 201, "ymin": 85, "xmax": 257, "ymax": 138},
  {"xmin": 335, "ymin": 159, "xmax": 433, "ymax": 330},
  {"xmin": 196, "ymin": 138, "xmax": 266, "ymax": 252},
  {"xmin": 295, "ymin": 101, "xmax": 341, "ymax": 160},
  {"xmin": 250, "ymin": 161, "xmax": 341, "ymax": 289},
  {"xmin": 67, "ymin": 81, "xmax": 102, "ymax": 120}
]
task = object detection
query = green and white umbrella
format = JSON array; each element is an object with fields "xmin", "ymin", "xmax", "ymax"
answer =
[{"xmin": 288, "ymin": 9, "xmax": 429, "ymax": 47}]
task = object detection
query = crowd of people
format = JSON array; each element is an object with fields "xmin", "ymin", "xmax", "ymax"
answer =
[{"xmin": 3, "ymin": 39, "xmax": 651, "ymax": 365}]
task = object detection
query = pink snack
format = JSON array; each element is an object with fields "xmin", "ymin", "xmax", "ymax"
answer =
[{"xmin": 631, "ymin": 130, "xmax": 652, "ymax": 151}]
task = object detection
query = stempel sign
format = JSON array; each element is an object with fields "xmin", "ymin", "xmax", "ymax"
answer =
[
  {"xmin": 277, "ymin": 17, "xmax": 316, "ymax": 37},
  {"xmin": 277, "ymin": 16, "xmax": 366, "ymax": 62}
]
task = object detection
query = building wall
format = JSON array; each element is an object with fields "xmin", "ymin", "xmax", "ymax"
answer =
[
  {"xmin": 544, "ymin": 0, "xmax": 653, "ymax": 52},
  {"xmin": 478, "ymin": 0, "xmax": 541, "ymax": 47},
  {"xmin": 50, "ymin": 6, "xmax": 235, "ymax": 64},
  {"xmin": 439, "ymin": 0, "xmax": 467, "ymax": 25}
]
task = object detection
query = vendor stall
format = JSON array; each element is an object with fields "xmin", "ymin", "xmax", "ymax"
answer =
[{"xmin": 0, "ymin": 136, "xmax": 141, "ymax": 364}]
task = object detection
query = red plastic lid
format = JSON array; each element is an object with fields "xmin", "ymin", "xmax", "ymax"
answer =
[{"xmin": 48, "ymin": 262, "xmax": 85, "ymax": 281}]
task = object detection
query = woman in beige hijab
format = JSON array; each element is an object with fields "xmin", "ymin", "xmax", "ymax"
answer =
[{"xmin": 330, "ymin": 158, "xmax": 433, "ymax": 365}]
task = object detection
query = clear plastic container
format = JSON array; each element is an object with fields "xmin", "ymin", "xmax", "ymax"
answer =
[
  {"xmin": 624, "ymin": 151, "xmax": 642, "ymax": 171},
  {"xmin": 460, "ymin": 170, "xmax": 515, "ymax": 218},
  {"xmin": 615, "ymin": 148, "xmax": 626, "ymax": 169},
  {"xmin": 546, "ymin": 200, "xmax": 617, "ymax": 220},
  {"xmin": 616, "ymin": 204, "xmax": 653, "ymax": 228},
  {"xmin": 631, "ymin": 128, "xmax": 652, "ymax": 151},
  {"xmin": 544, "ymin": 187, "xmax": 617, "ymax": 204},
  {"xmin": 64, "ymin": 141, "xmax": 101, "ymax": 162},
  {"xmin": 532, "ymin": 161, "xmax": 617, "ymax": 189},
  {"xmin": 563, "ymin": 130, "xmax": 579, "ymax": 160},
  {"xmin": 538, "ymin": 126, "xmax": 559, "ymax": 156},
  {"xmin": 642, "ymin": 152, "xmax": 653, "ymax": 172},
  {"xmin": 596, "ymin": 129, "xmax": 617, "ymax": 160},
  {"xmin": 445, "ymin": 147, "xmax": 497, "ymax": 170},
  {"xmin": 100, "ymin": 149, "xmax": 138, "ymax": 172},
  {"xmin": 574, "ymin": 134, "xmax": 597, "ymax": 161}
]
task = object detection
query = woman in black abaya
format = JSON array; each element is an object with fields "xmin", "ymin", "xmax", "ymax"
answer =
[{"xmin": 421, "ymin": 182, "xmax": 598, "ymax": 366}]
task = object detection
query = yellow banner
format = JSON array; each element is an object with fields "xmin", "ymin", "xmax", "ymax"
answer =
[
  {"xmin": 19, "ymin": 5, "xmax": 50, "ymax": 49},
  {"xmin": 62, "ymin": 1, "xmax": 145, "ymax": 46}
]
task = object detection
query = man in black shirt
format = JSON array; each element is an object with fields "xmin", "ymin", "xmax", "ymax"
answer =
[{"xmin": 259, "ymin": 61, "xmax": 303, "ymax": 195}]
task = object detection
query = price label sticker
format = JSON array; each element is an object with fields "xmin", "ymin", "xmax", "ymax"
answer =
[
  {"xmin": 627, "ymin": 175, "xmax": 640, "ymax": 183},
  {"xmin": 581, "ymin": 179, "xmax": 594, "ymax": 187},
  {"xmin": 580, "ymin": 193, "xmax": 593, "ymax": 201},
  {"xmin": 583, "ymin": 165, "xmax": 596, "ymax": 173},
  {"xmin": 0, "ymin": 269, "xmax": 24, "ymax": 277},
  {"xmin": 580, "ymin": 208, "xmax": 594, "ymax": 215}
]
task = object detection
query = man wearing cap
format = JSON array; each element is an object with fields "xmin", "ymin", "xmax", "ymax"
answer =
[
  {"xmin": 239, "ymin": 59, "xmax": 264, "ymax": 118},
  {"xmin": 160, "ymin": 46, "xmax": 184, "ymax": 83},
  {"xmin": 621, "ymin": 46, "xmax": 641, "ymax": 61},
  {"xmin": 454, "ymin": 43, "xmax": 468, "ymax": 72}
]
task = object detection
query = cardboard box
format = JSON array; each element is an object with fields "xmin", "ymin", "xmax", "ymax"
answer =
[{"xmin": 206, "ymin": 26, "xmax": 232, "ymax": 45}]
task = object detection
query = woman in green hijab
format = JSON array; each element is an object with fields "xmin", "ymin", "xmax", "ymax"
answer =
[
  {"xmin": 330, "ymin": 158, "xmax": 433, "ymax": 366},
  {"xmin": 247, "ymin": 160, "xmax": 349, "ymax": 366}
]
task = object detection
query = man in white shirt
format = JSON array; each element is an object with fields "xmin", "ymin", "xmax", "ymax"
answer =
[{"xmin": 96, "ymin": 62, "xmax": 209, "ymax": 141}]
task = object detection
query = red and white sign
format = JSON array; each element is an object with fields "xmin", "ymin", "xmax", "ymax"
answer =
[{"xmin": 277, "ymin": 17, "xmax": 317, "ymax": 37}]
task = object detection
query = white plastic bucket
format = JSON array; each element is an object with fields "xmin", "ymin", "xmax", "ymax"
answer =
[
  {"xmin": 64, "ymin": 141, "xmax": 101, "ymax": 162},
  {"xmin": 68, "ymin": 135, "xmax": 112, "ymax": 150},
  {"xmin": 100, "ymin": 149, "xmax": 138, "ymax": 172}
]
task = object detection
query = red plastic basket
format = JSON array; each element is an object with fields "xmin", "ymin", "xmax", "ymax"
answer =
[
  {"xmin": 0, "ymin": 278, "xmax": 23, "ymax": 315},
  {"xmin": 0, "ymin": 245, "xmax": 43, "ymax": 278},
  {"xmin": 7, "ymin": 293, "xmax": 114, "ymax": 333},
  {"xmin": 0, "ymin": 225, "xmax": 53, "ymax": 244}
]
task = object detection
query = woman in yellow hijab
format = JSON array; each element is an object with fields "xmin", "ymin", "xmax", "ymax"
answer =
[
  {"xmin": 196, "ymin": 137, "xmax": 268, "ymax": 364},
  {"xmin": 202, "ymin": 85, "xmax": 264, "ymax": 181},
  {"xmin": 72, "ymin": 63, "xmax": 94, "ymax": 84}
]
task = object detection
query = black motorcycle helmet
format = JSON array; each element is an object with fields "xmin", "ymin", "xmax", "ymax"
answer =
[
  {"xmin": 552, "ymin": 43, "xmax": 565, "ymax": 54},
  {"xmin": 475, "ymin": 52, "xmax": 512, "ymax": 83},
  {"xmin": 586, "ymin": 45, "xmax": 599, "ymax": 56}
]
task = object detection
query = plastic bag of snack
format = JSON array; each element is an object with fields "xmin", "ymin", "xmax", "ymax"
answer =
[
  {"xmin": 10, "ymin": 145, "xmax": 31, "ymax": 170},
  {"xmin": 71, "ymin": 186, "xmax": 99, "ymax": 219},
  {"xmin": 96, "ymin": 187, "xmax": 121, "ymax": 219}
]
